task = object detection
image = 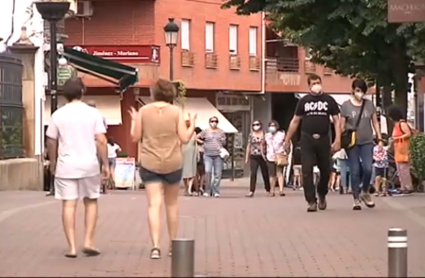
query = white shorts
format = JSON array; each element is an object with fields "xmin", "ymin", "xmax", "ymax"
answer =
[
  {"xmin": 293, "ymin": 165, "xmax": 302, "ymax": 175},
  {"xmin": 55, "ymin": 175, "xmax": 101, "ymax": 200}
]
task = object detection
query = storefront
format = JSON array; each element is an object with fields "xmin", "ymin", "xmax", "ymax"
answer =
[
  {"xmin": 137, "ymin": 95, "xmax": 239, "ymax": 178},
  {"xmin": 215, "ymin": 92, "xmax": 253, "ymax": 178}
]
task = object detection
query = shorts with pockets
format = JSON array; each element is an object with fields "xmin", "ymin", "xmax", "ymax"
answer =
[
  {"xmin": 139, "ymin": 167, "xmax": 182, "ymax": 185},
  {"xmin": 267, "ymin": 161, "xmax": 284, "ymax": 178},
  {"xmin": 55, "ymin": 175, "xmax": 101, "ymax": 200}
]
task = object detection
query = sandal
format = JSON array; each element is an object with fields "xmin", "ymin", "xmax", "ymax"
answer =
[
  {"xmin": 82, "ymin": 247, "xmax": 101, "ymax": 257},
  {"xmin": 64, "ymin": 253, "xmax": 77, "ymax": 258},
  {"xmin": 150, "ymin": 248, "xmax": 161, "ymax": 259},
  {"xmin": 279, "ymin": 191, "xmax": 286, "ymax": 197},
  {"xmin": 268, "ymin": 192, "xmax": 275, "ymax": 197}
]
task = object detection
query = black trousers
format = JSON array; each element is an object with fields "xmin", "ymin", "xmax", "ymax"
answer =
[
  {"xmin": 300, "ymin": 132, "xmax": 331, "ymax": 203},
  {"xmin": 249, "ymin": 155, "xmax": 271, "ymax": 193}
]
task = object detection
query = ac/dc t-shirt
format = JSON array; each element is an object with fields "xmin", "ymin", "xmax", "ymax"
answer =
[{"xmin": 295, "ymin": 93, "xmax": 340, "ymax": 135}]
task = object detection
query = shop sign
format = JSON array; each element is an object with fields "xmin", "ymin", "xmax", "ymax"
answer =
[
  {"xmin": 216, "ymin": 92, "xmax": 251, "ymax": 112},
  {"xmin": 388, "ymin": 0, "xmax": 425, "ymax": 23},
  {"xmin": 279, "ymin": 73, "xmax": 301, "ymax": 86},
  {"xmin": 57, "ymin": 65, "xmax": 77, "ymax": 87},
  {"xmin": 69, "ymin": 45, "xmax": 160, "ymax": 64}
]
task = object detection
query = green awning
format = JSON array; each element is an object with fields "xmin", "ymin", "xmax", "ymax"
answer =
[{"xmin": 63, "ymin": 47, "xmax": 138, "ymax": 91}]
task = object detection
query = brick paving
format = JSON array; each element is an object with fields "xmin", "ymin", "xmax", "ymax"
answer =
[{"xmin": 1, "ymin": 182, "xmax": 425, "ymax": 277}]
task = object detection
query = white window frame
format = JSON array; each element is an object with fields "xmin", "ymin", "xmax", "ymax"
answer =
[
  {"xmin": 249, "ymin": 27, "xmax": 257, "ymax": 56},
  {"xmin": 181, "ymin": 19, "xmax": 190, "ymax": 50},
  {"xmin": 229, "ymin": 24, "xmax": 238, "ymax": 55},
  {"xmin": 205, "ymin": 22, "xmax": 215, "ymax": 53}
]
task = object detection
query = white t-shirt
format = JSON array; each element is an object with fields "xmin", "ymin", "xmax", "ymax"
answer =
[
  {"xmin": 46, "ymin": 101, "xmax": 106, "ymax": 179},
  {"xmin": 107, "ymin": 143, "xmax": 120, "ymax": 158}
]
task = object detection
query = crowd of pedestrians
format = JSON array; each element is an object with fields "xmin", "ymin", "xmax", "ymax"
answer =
[{"xmin": 44, "ymin": 74, "xmax": 417, "ymax": 260}]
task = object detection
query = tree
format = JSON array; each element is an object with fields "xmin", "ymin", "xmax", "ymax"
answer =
[{"xmin": 222, "ymin": 0, "xmax": 425, "ymax": 112}]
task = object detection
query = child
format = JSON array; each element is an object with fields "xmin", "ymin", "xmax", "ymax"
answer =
[
  {"xmin": 373, "ymin": 141, "xmax": 388, "ymax": 196},
  {"xmin": 292, "ymin": 165, "xmax": 302, "ymax": 190},
  {"xmin": 292, "ymin": 145, "xmax": 302, "ymax": 190},
  {"xmin": 328, "ymin": 159, "xmax": 337, "ymax": 192}
]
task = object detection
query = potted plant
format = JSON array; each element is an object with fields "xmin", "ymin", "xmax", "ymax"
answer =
[
  {"xmin": 409, "ymin": 133, "xmax": 425, "ymax": 192},
  {"xmin": 172, "ymin": 80, "xmax": 186, "ymax": 107},
  {"xmin": 35, "ymin": 0, "xmax": 70, "ymax": 21}
]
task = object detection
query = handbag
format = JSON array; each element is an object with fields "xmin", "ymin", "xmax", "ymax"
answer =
[
  {"xmin": 219, "ymin": 147, "xmax": 229, "ymax": 159},
  {"xmin": 394, "ymin": 138, "xmax": 409, "ymax": 163},
  {"xmin": 275, "ymin": 152, "xmax": 288, "ymax": 166},
  {"xmin": 341, "ymin": 100, "xmax": 366, "ymax": 149},
  {"xmin": 394, "ymin": 121, "xmax": 411, "ymax": 163}
]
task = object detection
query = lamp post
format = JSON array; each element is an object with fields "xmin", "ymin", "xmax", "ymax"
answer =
[
  {"xmin": 35, "ymin": 1, "xmax": 70, "ymax": 115},
  {"xmin": 163, "ymin": 18, "xmax": 179, "ymax": 81}
]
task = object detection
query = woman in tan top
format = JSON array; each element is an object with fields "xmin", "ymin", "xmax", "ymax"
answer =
[{"xmin": 129, "ymin": 79, "xmax": 196, "ymax": 259}]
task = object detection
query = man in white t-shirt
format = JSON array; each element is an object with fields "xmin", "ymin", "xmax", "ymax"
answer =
[{"xmin": 46, "ymin": 77, "xmax": 109, "ymax": 258}]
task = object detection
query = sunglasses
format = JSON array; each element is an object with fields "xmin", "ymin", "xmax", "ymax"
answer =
[
  {"xmin": 210, "ymin": 120, "xmax": 218, "ymax": 123},
  {"xmin": 252, "ymin": 123, "xmax": 260, "ymax": 126}
]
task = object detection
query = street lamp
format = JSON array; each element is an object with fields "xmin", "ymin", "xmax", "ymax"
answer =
[
  {"xmin": 35, "ymin": 1, "xmax": 70, "ymax": 115},
  {"xmin": 163, "ymin": 18, "xmax": 179, "ymax": 81}
]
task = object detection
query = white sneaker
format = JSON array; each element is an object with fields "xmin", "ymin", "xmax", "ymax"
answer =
[
  {"xmin": 203, "ymin": 192, "xmax": 209, "ymax": 197},
  {"xmin": 213, "ymin": 193, "xmax": 220, "ymax": 198}
]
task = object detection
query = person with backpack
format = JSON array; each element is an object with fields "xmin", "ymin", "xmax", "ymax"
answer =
[
  {"xmin": 387, "ymin": 104, "xmax": 414, "ymax": 194},
  {"xmin": 340, "ymin": 79, "xmax": 383, "ymax": 210}
]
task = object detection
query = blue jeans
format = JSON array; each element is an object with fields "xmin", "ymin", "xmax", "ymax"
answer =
[
  {"xmin": 204, "ymin": 155, "xmax": 223, "ymax": 195},
  {"xmin": 346, "ymin": 143, "xmax": 374, "ymax": 198},
  {"xmin": 338, "ymin": 158, "xmax": 350, "ymax": 190}
]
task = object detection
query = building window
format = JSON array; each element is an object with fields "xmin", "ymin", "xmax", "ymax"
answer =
[
  {"xmin": 205, "ymin": 22, "xmax": 215, "ymax": 52},
  {"xmin": 181, "ymin": 19, "xmax": 191, "ymax": 50},
  {"xmin": 229, "ymin": 24, "xmax": 238, "ymax": 55},
  {"xmin": 249, "ymin": 27, "xmax": 257, "ymax": 56}
]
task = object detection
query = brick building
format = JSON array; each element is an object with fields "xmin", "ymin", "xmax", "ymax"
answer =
[{"xmin": 50, "ymin": 0, "xmax": 355, "ymax": 177}]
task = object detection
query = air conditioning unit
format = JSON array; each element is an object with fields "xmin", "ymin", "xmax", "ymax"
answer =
[{"xmin": 76, "ymin": 1, "xmax": 93, "ymax": 17}]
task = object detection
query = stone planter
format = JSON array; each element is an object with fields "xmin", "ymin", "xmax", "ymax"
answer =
[{"xmin": 35, "ymin": 1, "xmax": 70, "ymax": 21}]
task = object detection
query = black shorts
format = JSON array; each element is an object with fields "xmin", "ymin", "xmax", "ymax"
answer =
[
  {"xmin": 375, "ymin": 167, "xmax": 386, "ymax": 178},
  {"xmin": 139, "ymin": 167, "xmax": 182, "ymax": 185},
  {"xmin": 267, "ymin": 161, "xmax": 284, "ymax": 178}
]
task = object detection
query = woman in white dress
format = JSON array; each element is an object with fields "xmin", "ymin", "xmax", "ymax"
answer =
[{"xmin": 182, "ymin": 118, "xmax": 197, "ymax": 196}]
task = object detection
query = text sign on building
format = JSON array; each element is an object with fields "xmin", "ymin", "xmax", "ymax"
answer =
[
  {"xmin": 68, "ymin": 45, "xmax": 160, "ymax": 64},
  {"xmin": 388, "ymin": 0, "xmax": 425, "ymax": 23},
  {"xmin": 279, "ymin": 73, "xmax": 301, "ymax": 86},
  {"xmin": 57, "ymin": 65, "xmax": 77, "ymax": 87}
]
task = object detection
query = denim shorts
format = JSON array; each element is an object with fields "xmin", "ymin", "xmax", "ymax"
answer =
[
  {"xmin": 139, "ymin": 167, "xmax": 182, "ymax": 185},
  {"xmin": 108, "ymin": 157, "xmax": 116, "ymax": 168}
]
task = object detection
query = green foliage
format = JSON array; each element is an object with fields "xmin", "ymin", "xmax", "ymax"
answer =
[
  {"xmin": 410, "ymin": 133, "xmax": 425, "ymax": 180},
  {"xmin": 222, "ymin": 0, "xmax": 425, "ymax": 108}
]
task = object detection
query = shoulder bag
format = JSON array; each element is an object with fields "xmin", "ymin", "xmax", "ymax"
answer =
[
  {"xmin": 274, "ymin": 132, "xmax": 288, "ymax": 166},
  {"xmin": 341, "ymin": 100, "xmax": 366, "ymax": 149}
]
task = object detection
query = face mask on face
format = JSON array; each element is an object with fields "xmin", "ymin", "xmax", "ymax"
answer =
[
  {"xmin": 311, "ymin": 84, "xmax": 322, "ymax": 95},
  {"xmin": 268, "ymin": 126, "xmax": 277, "ymax": 133},
  {"xmin": 210, "ymin": 122, "xmax": 217, "ymax": 128},
  {"xmin": 253, "ymin": 125, "xmax": 261, "ymax": 131},
  {"xmin": 354, "ymin": 92, "xmax": 364, "ymax": 100}
]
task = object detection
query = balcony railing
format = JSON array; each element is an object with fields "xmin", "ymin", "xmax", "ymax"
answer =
[{"xmin": 265, "ymin": 57, "xmax": 299, "ymax": 73}]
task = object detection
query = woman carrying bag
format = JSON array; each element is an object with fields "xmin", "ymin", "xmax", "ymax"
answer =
[{"xmin": 387, "ymin": 104, "xmax": 414, "ymax": 194}]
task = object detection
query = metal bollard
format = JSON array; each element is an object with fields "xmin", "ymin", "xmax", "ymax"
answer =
[
  {"xmin": 171, "ymin": 239, "xmax": 195, "ymax": 277},
  {"xmin": 388, "ymin": 228, "xmax": 408, "ymax": 277}
]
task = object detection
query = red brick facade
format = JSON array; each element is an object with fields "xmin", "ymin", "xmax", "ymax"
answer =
[{"xmin": 64, "ymin": 0, "xmax": 356, "ymax": 157}]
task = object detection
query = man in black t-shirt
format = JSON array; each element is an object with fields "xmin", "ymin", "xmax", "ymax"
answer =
[{"xmin": 284, "ymin": 73, "xmax": 341, "ymax": 212}]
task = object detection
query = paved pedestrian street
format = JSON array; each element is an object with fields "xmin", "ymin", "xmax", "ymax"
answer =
[{"xmin": 1, "ymin": 183, "xmax": 425, "ymax": 277}]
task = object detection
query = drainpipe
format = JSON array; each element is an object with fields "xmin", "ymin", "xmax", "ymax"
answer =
[{"xmin": 261, "ymin": 11, "xmax": 266, "ymax": 95}]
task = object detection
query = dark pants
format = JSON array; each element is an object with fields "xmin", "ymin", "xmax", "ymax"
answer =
[
  {"xmin": 249, "ymin": 155, "xmax": 271, "ymax": 193},
  {"xmin": 300, "ymin": 132, "xmax": 331, "ymax": 203}
]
